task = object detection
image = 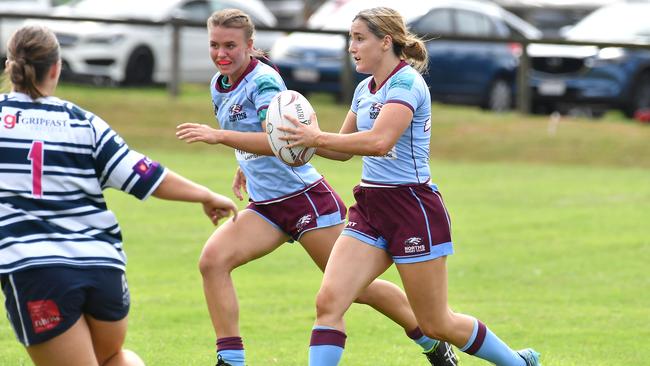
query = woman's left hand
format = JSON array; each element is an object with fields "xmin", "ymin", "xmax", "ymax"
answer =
[
  {"xmin": 277, "ymin": 113, "xmax": 321, "ymax": 148},
  {"xmin": 176, "ymin": 123, "xmax": 222, "ymax": 144}
]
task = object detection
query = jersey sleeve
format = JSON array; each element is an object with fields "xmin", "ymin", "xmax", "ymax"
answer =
[
  {"xmin": 252, "ymin": 73, "xmax": 283, "ymax": 122},
  {"xmin": 91, "ymin": 115, "xmax": 167, "ymax": 200},
  {"xmin": 385, "ymin": 71, "xmax": 423, "ymax": 113}
]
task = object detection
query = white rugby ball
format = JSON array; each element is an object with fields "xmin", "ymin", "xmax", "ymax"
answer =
[{"xmin": 266, "ymin": 90, "xmax": 317, "ymax": 167}]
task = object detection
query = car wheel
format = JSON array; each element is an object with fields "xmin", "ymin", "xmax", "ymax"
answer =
[
  {"xmin": 124, "ymin": 46, "xmax": 154, "ymax": 85},
  {"xmin": 624, "ymin": 71, "xmax": 650, "ymax": 118},
  {"xmin": 482, "ymin": 78, "xmax": 512, "ymax": 112}
]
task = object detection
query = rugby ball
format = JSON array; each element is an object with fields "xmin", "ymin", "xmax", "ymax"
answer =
[{"xmin": 266, "ymin": 90, "xmax": 317, "ymax": 167}]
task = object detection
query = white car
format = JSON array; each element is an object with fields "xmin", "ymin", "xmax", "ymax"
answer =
[
  {"xmin": 0, "ymin": 0, "xmax": 54, "ymax": 58},
  {"xmin": 33, "ymin": 0, "xmax": 282, "ymax": 85}
]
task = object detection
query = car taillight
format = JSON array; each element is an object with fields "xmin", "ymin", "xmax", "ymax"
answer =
[{"xmin": 509, "ymin": 43, "xmax": 523, "ymax": 58}]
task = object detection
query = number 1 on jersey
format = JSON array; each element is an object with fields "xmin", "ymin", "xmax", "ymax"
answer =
[{"xmin": 28, "ymin": 141, "xmax": 44, "ymax": 198}]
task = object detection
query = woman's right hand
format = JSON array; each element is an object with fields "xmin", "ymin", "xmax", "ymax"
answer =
[
  {"xmin": 176, "ymin": 123, "xmax": 222, "ymax": 144},
  {"xmin": 231, "ymin": 167, "xmax": 248, "ymax": 201},
  {"xmin": 202, "ymin": 192, "xmax": 238, "ymax": 225}
]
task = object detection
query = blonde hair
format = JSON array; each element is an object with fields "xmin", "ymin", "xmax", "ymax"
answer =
[
  {"xmin": 207, "ymin": 8, "xmax": 265, "ymax": 58},
  {"xmin": 354, "ymin": 7, "xmax": 428, "ymax": 73},
  {"xmin": 5, "ymin": 25, "xmax": 60, "ymax": 99}
]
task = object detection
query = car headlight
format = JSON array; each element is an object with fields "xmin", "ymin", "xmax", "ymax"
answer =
[
  {"xmin": 85, "ymin": 34, "xmax": 125, "ymax": 45},
  {"xmin": 585, "ymin": 47, "xmax": 626, "ymax": 67}
]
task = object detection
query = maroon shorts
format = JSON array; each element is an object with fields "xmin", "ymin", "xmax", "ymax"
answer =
[
  {"xmin": 342, "ymin": 183, "xmax": 454, "ymax": 263},
  {"xmin": 247, "ymin": 179, "xmax": 346, "ymax": 241}
]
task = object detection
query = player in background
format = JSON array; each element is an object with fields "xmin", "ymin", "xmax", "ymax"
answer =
[
  {"xmin": 279, "ymin": 7, "xmax": 542, "ymax": 366},
  {"xmin": 0, "ymin": 25, "xmax": 238, "ymax": 366},
  {"xmin": 175, "ymin": 8, "xmax": 457, "ymax": 366}
]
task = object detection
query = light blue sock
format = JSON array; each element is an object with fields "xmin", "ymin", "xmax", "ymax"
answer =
[
  {"xmin": 217, "ymin": 350, "xmax": 245, "ymax": 366},
  {"xmin": 309, "ymin": 326, "xmax": 346, "ymax": 366},
  {"xmin": 406, "ymin": 327, "xmax": 439, "ymax": 351},
  {"xmin": 460, "ymin": 318, "xmax": 525, "ymax": 366}
]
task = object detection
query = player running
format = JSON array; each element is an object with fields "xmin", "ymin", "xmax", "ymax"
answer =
[
  {"xmin": 280, "ymin": 7, "xmax": 541, "ymax": 366},
  {"xmin": 175, "ymin": 8, "xmax": 457, "ymax": 366}
]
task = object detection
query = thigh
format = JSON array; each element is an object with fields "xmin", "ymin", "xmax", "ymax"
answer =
[
  {"xmin": 26, "ymin": 316, "xmax": 98, "ymax": 366},
  {"xmin": 396, "ymin": 258, "xmax": 449, "ymax": 324},
  {"xmin": 320, "ymin": 235, "xmax": 394, "ymax": 309},
  {"xmin": 86, "ymin": 315, "xmax": 128, "ymax": 365},
  {"xmin": 299, "ymin": 223, "xmax": 344, "ymax": 272},
  {"xmin": 201, "ymin": 209, "xmax": 289, "ymax": 268}
]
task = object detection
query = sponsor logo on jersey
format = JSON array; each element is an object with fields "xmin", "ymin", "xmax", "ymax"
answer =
[
  {"xmin": 27, "ymin": 300, "xmax": 61, "ymax": 334},
  {"xmin": 404, "ymin": 237, "xmax": 425, "ymax": 254},
  {"xmin": 296, "ymin": 214, "xmax": 312, "ymax": 231},
  {"xmin": 369, "ymin": 102, "xmax": 383, "ymax": 119},
  {"xmin": 132, "ymin": 157, "xmax": 159, "ymax": 180},
  {"xmin": 2, "ymin": 111, "xmax": 67, "ymax": 130},
  {"xmin": 228, "ymin": 104, "xmax": 247, "ymax": 122}
]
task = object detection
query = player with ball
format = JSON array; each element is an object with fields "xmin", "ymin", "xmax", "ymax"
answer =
[
  {"xmin": 278, "ymin": 6, "xmax": 541, "ymax": 366},
  {"xmin": 175, "ymin": 8, "xmax": 457, "ymax": 366}
]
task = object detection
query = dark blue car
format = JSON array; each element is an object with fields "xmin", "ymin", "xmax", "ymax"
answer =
[
  {"xmin": 270, "ymin": 0, "xmax": 542, "ymax": 111},
  {"xmin": 529, "ymin": 2, "xmax": 650, "ymax": 118}
]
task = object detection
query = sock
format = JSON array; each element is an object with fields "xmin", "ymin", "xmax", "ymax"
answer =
[
  {"xmin": 460, "ymin": 318, "xmax": 525, "ymax": 366},
  {"xmin": 406, "ymin": 326, "xmax": 439, "ymax": 352},
  {"xmin": 216, "ymin": 336, "xmax": 245, "ymax": 366},
  {"xmin": 309, "ymin": 326, "xmax": 347, "ymax": 366}
]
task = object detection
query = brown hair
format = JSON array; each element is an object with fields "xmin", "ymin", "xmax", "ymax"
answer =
[
  {"xmin": 207, "ymin": 8, "xmax": 265, "ymax": 58},
  {"xmin": 5, "ymin": 25, "xmax": 60, "ymax": 99},
  {"xmin": 354, "ymin": 7, "xmax": 428, "ymax": 73}
]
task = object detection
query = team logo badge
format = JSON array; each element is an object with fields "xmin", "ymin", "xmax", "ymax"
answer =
[
  {"xmin": 369, "ymin": 102, "xmax": 383, "ymax": 119},
  {"xmin": 404, "ymin": 237, "xmax": 425, "ymax": 254},
  {"xmin": 296, "ymin": 214, "xmax": 312, "ymax": 231},
  {"xmin": 228, "ymin": 104, "xmax": 247, "ymax": 122}
]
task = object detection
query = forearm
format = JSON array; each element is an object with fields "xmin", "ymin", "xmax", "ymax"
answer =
[
  {"xmin": 152, "ymin": 170, "xmax": 212, "ymax": 203},
  {"xmin": 314, "ymin": 130, "xmax": 390, "ymax": 156},
  {"xmin": 220, "ymin": 130, "xmax": 274, "ymax": 156},
  {"xmin": 316, "ymin": 147, "xmax": 354, "ymax": 161}
]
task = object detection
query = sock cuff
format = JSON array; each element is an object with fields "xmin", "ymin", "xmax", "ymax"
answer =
[
  {"xmin": 406, "ymin": 326, "xmax": 424, "ymax": 340},
  {"xmin": 217, "ymin": 336, "xmax": 244, "ymax": 351},
  {"xmin": 461, "ymin": 319, "xmax": 487, "ymax": 355},
  {"xmin": 310, "ymin": 327, "xmax": 347, "ymax": 348}
]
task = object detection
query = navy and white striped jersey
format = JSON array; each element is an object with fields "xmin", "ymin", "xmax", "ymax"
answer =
[
  {"xmin": 0, "ymin": 92, "xmax": 167, "ymax": 274},
  {"xmin": 351, "ymin": 61, "xmax": 432, "ymax": 186}
]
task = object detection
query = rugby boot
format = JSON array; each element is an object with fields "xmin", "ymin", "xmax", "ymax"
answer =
[
  {"xmin": 424, "ymin": 341, "xmax": 459, "ymax": 366},
  {"xmin": 215, "ymin": 355, "xmax": 232, "ymax": 366},
  {"xmin": 517, "ymin": 348, "xmax": 541, "ymax": 366}
]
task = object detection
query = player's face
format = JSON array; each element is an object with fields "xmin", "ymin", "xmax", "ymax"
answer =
[
  {"xmin": 209, "ymin": 26, "xmax": 253, "ymax": 81},
  {"xmin": 348, "ymin": 19, "xmax": 386, "ymax": 75}
]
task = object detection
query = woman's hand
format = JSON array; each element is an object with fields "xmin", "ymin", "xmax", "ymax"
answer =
[
  {"xmin": 277, "ymin": 113, "xmax": 321, "ymax": 148},
  {"xmin": 176, "ymin": 123, "xmax": 223, "ymax": 144},
  {"xmin": 202, "ymin": 192, "xmax": 238, "ymax": 225},
  {"xmin": 231, "ymin": 167, "xmax": 248, "ymax": 201}
]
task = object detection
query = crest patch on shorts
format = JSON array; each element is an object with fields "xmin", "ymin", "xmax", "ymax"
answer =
[{"xmin": 27, "ymin": 300, "xmax": 61, "ymax": 334}]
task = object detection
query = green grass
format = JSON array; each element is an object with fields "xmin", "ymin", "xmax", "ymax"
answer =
[{"xmin": 1, "ymin": 84, "xmax": 649, "ymax": 365}]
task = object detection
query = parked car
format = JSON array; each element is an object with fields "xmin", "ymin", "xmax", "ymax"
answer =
[
  {"xmin": 270, "ymin": 0, "xmax": 542, "ymax": 111},
  {"xmin": 410, "ymin": 0, "xmax": 542, "ymax": 111},
  {"xmin": 0, "ymin": 0, "xmax": 54, "ymax": 61},
  {"xmin": 529, "ymin": 2, "xmax": 650, "ymax": 118},
  {"xmin": 31, "ymin": 0, "xmax": 282, "ymax": 85}
]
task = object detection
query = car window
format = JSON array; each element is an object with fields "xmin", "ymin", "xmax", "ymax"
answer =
[
  {"xmin": 411, "ymin": 9, "xmax": 453, "ymax": 35},
  {"xmin": 180, "ymin": 0, "xmax": 210, "ymax": 22},
  {"xmin": 455, "ymin": 10, "xmax": 494, "ymax": 37}
]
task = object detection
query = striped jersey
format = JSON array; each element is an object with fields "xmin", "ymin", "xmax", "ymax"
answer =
[
  {"xmin": 210, "ymin": 58, "xmax": 321, "ymax": 203},
  {"xmin": 0, "ymin": 92, "xmax": 167, "ymax": 274},
  {"xmin": 351, "ymin": 61, "xmax": 433, "ymax": 186}
]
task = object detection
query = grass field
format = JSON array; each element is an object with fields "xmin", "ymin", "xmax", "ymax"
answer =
[{"xmin": 1, "ymin": 84, "xmax": 649, "ymax": 365}]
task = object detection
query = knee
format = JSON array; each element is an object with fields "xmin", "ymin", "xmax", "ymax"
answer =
[
  {"xmin": 314, "ymin": 286, "xmax": 343, "ymax": 319},
  {"xmin": 418, "ymin": 315, "xmax": 455, "ymax": 342},
  {"xmin": 198, "ymin": 241, "xmax": 234, "ymax": 277}
]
